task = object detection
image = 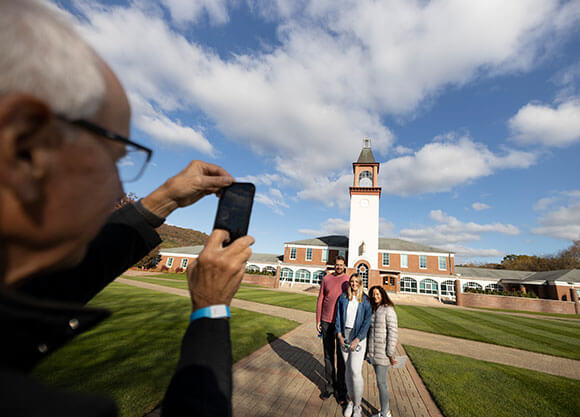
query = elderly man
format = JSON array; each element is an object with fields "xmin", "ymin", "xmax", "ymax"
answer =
[{"xmin": 0, "ymin": 1, "xmax": 252, "ymax": 416}]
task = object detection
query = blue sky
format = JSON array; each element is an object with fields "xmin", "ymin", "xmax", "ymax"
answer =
[{"xmin": 56, "ymin": 0, "xmax": 580, "ymax": 262}]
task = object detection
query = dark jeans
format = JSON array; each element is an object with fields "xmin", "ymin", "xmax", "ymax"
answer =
[{"xmin": 320, "ymin": 321, "xmax": 346, "ymax": 398}]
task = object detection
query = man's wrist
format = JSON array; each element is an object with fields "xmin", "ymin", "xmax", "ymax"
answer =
[
  {"xmin": 141, "ymin": 188, "xmax": 178, "ymax": 219},
  {"xmin": 190, "ymin": 305, "xmax": 230, "ymax": 322}
]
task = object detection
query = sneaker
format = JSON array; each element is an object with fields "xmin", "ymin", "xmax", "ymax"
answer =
[
  {"xmin": 353, "ymin": 405, "xmax": 362, "ymax": 417},
  {"xmin": 343, "ymin": 401, "xmax": 354, "ymax": 417},
  {"xmin": 373, "ymin": 411, "xmax": 392, "ymax": 417}
]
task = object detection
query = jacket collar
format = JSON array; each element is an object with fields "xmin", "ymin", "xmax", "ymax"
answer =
[{"xmin": 0, "ymin": 286, "xmax": 110, "ymax": 372}]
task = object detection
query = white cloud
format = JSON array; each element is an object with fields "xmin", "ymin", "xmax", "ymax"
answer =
[
  {"xmin": 394, "ymin": 145, "xmax": 413, "ymax": 155},
  {"xmin": 399, "ymin": 210, "xmax": 519, "ymax": 257},
  {"xmin": 509, "ymin": 98, "xmax": 580, "ymax": 147},
  {"xmin": 236, "ymin": 173, "xmax": 285, "ymax": 186},
  {"xmin": 130, "ymin": 94, "xmax": 214, "ymax": 154},
  {"xmin": 472, "ymin": 202, "xmax": 491, "ymax": 211},
  {"xmin": 299, "ymin": 218, "xmax": 350, "ymax": 236},
  {"xmin": 379, "ymin": 218, "xmax": 395, "ymax": 237},
  {"xmin": 379, "ymin": 134, "xmax": 536, "ymax": 196},
  {"xmin": 161, "ymin": 0, "xmax": 229, "ymax": 25},
  {"xmin": 297, "ymin": 173, "xmax": 353, "ymax": 208},
  {"xmin": 533, "ymin": 196, "xmax": 559, "ymax": 211},
  {"xmin": 532, "ymin": 197, "xmax": 580, "ymax": 240},
  {"xmin": 63, "ymin": 0, "xmax": 579, "ymax": 200},
  {"xmin": 254, "ymin": 188, "xmax": 289, "ymax": 214},
  {"xmin": 451, "ymin": 246, "xmax": 504, "ymax": 260}
]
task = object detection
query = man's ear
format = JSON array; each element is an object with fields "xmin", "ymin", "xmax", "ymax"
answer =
[{"xmin": 0, "ymin": 94, "xmax": 53, "ymax": 203}]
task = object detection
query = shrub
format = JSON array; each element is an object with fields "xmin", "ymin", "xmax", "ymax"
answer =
[{"xmin": 464, "ymin": 288, "xmax": 539, "ymax": 298}]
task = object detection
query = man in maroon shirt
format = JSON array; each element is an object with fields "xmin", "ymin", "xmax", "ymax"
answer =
[{"xmin": 316, "ymin": 256, "xmax": 349, "ymax": 402}]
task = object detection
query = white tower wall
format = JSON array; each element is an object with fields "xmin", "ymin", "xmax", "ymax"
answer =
[{"xmin": 348, "ymin": 194, "xmax": 379, "ymax": 269}]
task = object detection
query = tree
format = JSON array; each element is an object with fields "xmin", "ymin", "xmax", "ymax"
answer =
[
  {"xmin": 114, "ymin": 192, "xmax": 139, "ymax": 209},
  {"xmin": 134, "ymin": 246, "xmax": 161, "ymax": 269}
]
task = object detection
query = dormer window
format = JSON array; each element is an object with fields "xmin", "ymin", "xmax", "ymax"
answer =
[{"xmin": 358, "ymin": 170, "xmax": 373, "ymax": 187}]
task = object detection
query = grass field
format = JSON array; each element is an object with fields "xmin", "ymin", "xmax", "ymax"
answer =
[
  {"xmin": 121, "ymin": 277, "xmax": 580, "ymax": 359},
  {"xmin": 124, "ymin": 276, "xmax": 318, "ymax": 312},
  {"xmin": 405, "ymin": 345, "xmax": 580, "ymax": 417},
  {"xmin": 397, "ymin": 305, "xmax": 580, "ymax": 360},
  {"xmin": 470, "ymin": 306, "xmax": 580, "ymax": 320},
  {"xmin": 32, "ymin": 282, "xmax": 299, "ymax": 417}
]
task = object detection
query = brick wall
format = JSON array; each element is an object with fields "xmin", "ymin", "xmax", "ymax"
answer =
[
  {"xmin": 459, "ymin": 292, "xmax": 578, "ymax": 315},
  {"xmin": 242, "ymin": 273, "xmax": 279, "ymax": 288}
]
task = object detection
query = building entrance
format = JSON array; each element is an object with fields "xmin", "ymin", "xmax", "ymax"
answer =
[
  {"xmin": 382, "ymin": 275, "xmax": 398, "ymax": 292},
  {"xmin": 357, "ymin": 263, "xmax": 369, "ymax": 288}
]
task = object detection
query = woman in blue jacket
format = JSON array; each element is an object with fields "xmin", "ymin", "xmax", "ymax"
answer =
[{"xmin": 335, "ymin": 273, "xmax": 372, "ymax": 417}]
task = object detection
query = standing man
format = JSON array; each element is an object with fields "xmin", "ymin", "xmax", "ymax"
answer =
[{"xmin": 316, "ymin": 255, "xmax": 349, "ymax": 402}]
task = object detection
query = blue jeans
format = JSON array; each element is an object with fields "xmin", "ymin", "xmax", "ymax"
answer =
[{"xmin": 373, "ymin": 364, "xmax": 390, "ymax": 413}]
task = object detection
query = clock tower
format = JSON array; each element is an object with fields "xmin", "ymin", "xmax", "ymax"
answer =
[{"xmin": 348, "ymin": 138, "xmax": 381, "ymax": 285}]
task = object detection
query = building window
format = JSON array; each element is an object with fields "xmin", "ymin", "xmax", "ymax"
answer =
[
  {"xmin": 438, "ymin": 256, "xmax": 447, "ymax": 270},
  {"xmin": 322, "ymin": 249, "xmax": 328, "ymax": 262},
  {"xmin": 358, "ymin": 170, "xmax": 373, "ymax": 187},
  {"xmin": 262, "ymin": 266, "xmax": 276, "ymax": 275},
  {"xmin": 419, "ymin": 279, "xmax": 438, "ymax": 295},
  {"xmin": 401, "ymin": 254, "xmax": 408, "ymax": 268},
  {"xmin": 401, "ymin": 277, "xmax": 417, "ymax": 293},
  {"xmin": 313, "ymin": 270, "xmax": 326, "ymax": 284},
  {"xmin": 338, "ymin": 249, "xmax": 346, "ymax": 258},
  {"xmin": 441, "ymin": 280, "xmax": 456, "ymax": 296},
  {"xmin": 389, "ymin": 277, "xmax": 396, "ymax": 286},
  {"xmin": 180, "ymin": 258, "xmax": 188, "ymax": 269},
  {"xmin": 419, "ymin": 255, "xmax": 427, "ymax": 269},
  {"xmin": 289, "ymin": 247, "xmax": 297, "ymax": 260},
  {"xmin": 382, "ymin": 253, "xmax": 390, "ymax": 267},
  {"xmin": 463, "ymin": 281, "xmax": 483, "ymax": 291},
  {"xmin": 306, "ymin": 248, "xmax": 313, "ymax": 261},
  {"xmin": 295, "ymin": 269, "xmax": 311, "ymax": 283},
  {"xmin": 166, "ymin": 257, "xmax": 174, "ymax": 267},
  {"xmin": 485, "ymin": 283, "xmax": 503, "ymax": 292},
  {"xmin": 357, "ymin": 263, "xmax": 369, "ymax": 288},
  {"xmin": 281, "ymin": 268, "xmax": 293, "ymax": 279}
]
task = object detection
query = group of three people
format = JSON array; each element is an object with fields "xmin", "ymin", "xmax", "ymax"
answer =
[{"xmin": 317, "ymin": 257, "xmax": 399, "ymax": 417}]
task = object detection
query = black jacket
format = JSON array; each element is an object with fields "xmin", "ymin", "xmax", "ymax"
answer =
[{"xmin": 0, "ymin": 204, "xmax": 232, "ymax": 416}]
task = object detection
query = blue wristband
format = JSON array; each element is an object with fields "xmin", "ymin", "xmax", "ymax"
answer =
[{"xmin": 190, "ymin": 305, "xmax": 230, "ymax": 322}]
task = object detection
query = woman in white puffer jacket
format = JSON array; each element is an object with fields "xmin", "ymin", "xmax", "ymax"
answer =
[{"xmin": 366, "ymin": 286, "xmax": 398, "ymax": 417}]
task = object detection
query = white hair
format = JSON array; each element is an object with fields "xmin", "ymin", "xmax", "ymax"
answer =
[{"xmin": 0, "ymin": 0, "xmax": 106, "ymax": 119}]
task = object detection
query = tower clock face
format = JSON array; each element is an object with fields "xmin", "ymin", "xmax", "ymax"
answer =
[{"xmin": 360, "ymin": 199, "xmax": 369, "ymax": 207}]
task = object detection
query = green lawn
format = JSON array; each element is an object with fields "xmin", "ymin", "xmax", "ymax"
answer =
[
  {"xmin": 396, "ymin": 305, "xmax": 580, "ymax": 360},
  {"xmin": 32, "ymin": 282, "xmax": 299, "ymax": 417},
  {"xmin": 124, "ymin": 276, "xmax": 318, "ymax": 312},
  {"xmin": 469, "ymin": 306, "xmax": 580, "ymax": 320},
  {"xmin": 405, "ymin": 345, "xmax": 580, "ymax": 417}
]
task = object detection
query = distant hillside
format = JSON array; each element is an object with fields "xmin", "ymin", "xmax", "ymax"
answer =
[{"xmin": 157, "ymin": 224, "xmax": 208, "ymax": 248}]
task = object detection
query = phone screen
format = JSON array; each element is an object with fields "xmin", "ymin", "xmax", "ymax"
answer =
[{"xmin": 213, "ymin": 182, "xmax": 255, "ymax": 245}]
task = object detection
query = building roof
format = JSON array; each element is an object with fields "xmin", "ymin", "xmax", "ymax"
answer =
[
  {"xmin": 378, "ymin": 238, "xmax": 451, "ymax": 253},
  {"xmin": 523, "ymin": 269, "xmax": 580, "ymax": 284},
  {"xmin": 160, "ymin": 246, "xmax": 282, "ymax": 264},
  {"xmin": 455, "ymin": 267, "xmax": 580, "ymax": 284},
  {"xmin": 284, "ymin": 235, "xmax": 451, "ymax": 253},
  {"xmin": 455, "ymin": 267, "xmax": 533, "ymax": 280},
  {"xmin": 160, "ymin": 245, "xmax": 204, "ymax": 255},
  {"xmin": 356, "ymin": 147, "xmax": 377, "ymax": 163},
  {"xmin": 284, "ymin": 235, "xmax": 349, "ymax": 247}
]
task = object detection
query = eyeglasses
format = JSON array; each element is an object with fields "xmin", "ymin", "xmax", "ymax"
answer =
[{"xmin": 56, "ymin": 115, "xmax": 153, "ymax": 182}]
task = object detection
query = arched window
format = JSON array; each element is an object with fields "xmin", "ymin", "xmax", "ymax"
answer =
[
  {"xmin": 246, "ymin": 264, "xmax": 260, "ymax": 273},
  {"xmin": 295, "ymin": 269, "xmax": 311, "ymax": 283},
  {"xmin": 357, "ymin": 263, "xmax": 369, "ymax": 288},
  {"xmin": 485, "ymin": 283, "xmax": 503, "ymax": 292},
  {"xmin": 358, "ymin": 170, "xmax": 373, "ymax": 187},
  {"xmin": 280, "ymin": 268, "xmax": 293, "ymax": 279},
  {"xmin": 401, "ymin": 277, "xmax": 417, "ymax": 293},
  {"xmin": 463, "ymin": 281, "xmax": 483, "ymax": 291},
  {"xmin": 312, "ymin": 270, "xmax": 326, "ymax": 284},
  {"xmin": 262, "ymin": 266, "xmax": 276, "ymax": 275},
  {"xmin": 419, "ymin": 279, "xmax": 438, "ymax": 295},
  {"xmin": 441, "ymin": 280, "xmax": 456, "ymax": 296}
]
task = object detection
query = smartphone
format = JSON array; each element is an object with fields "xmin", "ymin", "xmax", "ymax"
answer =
[{"xmin": 213, "ymin": 182, "xmax": 255, "ymax": 246}]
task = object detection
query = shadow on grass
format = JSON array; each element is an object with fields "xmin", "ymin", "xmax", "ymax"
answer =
[{"xmin": 266, "ymin": 333, "xmax": 325, "ymax": 391}]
